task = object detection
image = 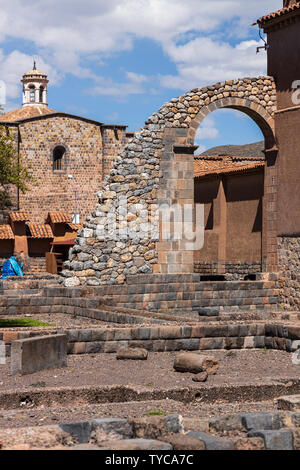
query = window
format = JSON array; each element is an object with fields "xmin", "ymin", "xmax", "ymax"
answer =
[
  {"xmin": 39, "ymin": 86, "xmax": 44, "ymax": 103},
  {"xmin": 53, "ymin": 146, "xmax": 66, "ymax": 171},
  {"xmin": 29, "ymin": 86, "xmax": 35, "ymax": 102}
]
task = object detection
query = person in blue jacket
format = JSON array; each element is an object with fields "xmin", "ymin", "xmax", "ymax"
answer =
[{"xmin": 1, "ymin": 256, "xmax": 23, "ymax": 279}]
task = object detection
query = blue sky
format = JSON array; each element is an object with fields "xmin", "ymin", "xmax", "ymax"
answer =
[{"xmin": 0, "ymin": 0, "xmax": 282, "ymax": 152}]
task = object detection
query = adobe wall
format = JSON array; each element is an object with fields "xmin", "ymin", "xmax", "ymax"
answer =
[
  {"xmin": 267, "ymin": 20, "xmax": 300, "ymax": 110},
  {"xmin": 62, "ymin": 76, "xmax": 276, "ymax": 287},
  {"xmin": 194, "ymin": 171, "xmax": 264, "ymax": 276}
]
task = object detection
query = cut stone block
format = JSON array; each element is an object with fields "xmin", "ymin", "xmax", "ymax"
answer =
[
  {"xmin": 116, "ymin": 348, "xmax": 148, "ymax": 360},
  {"xmin": 11, "ymin": 334, "xmax": 67, "ymax": 375},
  {"xmin": 174, "ymin": 352, "xmax": 219, "ymax": 374},
  {"xmin": 277, "ymin": 395, "xmax": 300, "ymax": 411}
]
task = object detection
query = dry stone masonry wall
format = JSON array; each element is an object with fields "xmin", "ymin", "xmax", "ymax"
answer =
[{"xmin": 63, "ymin": 77, "xmax": 277, "ymax": 287}]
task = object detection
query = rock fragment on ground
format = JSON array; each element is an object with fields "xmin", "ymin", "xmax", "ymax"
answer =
[
  {"xmin": 174, "ymin": 352, "xmax": 219, "ymax": 374},
  {"xmin": 116, "ymin": 348, "xmax": 148, "ymax": 360}
]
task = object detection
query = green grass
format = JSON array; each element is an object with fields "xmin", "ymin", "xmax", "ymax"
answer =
[
  {"xmin": 0, "ymin": 318, "xmax": 53, "ymax": 328},
  {"xmin": 146, "ymin": 410, "xmax": 166, "ymax": 416}
]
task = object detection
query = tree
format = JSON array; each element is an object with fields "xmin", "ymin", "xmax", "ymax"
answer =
[{"xmin": 0, "ymin": 125, "xmax": 35, "ymax": 208}]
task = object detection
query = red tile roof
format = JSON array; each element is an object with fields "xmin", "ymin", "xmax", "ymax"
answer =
[
  {"xmin": 8, "ymin": 211, "xmax": 30, "ymax": 222},
  {"xmin": 0, "ymin": 225, "xmax": 14, "ymax": 240},
  {"xmin": 0, "ymin": 106, "xmax": 56, "ymax": 123},
  {"xmin": 47, "ymin": 212, "xmax": 72, "ymax": 224},
  {"xmin": 194, "ymin": 155, "xmax": 265, "ymax": 178},
  {"xmin": 255, "ymin": 2, "xmax": 300, "ymax": 26},
  {"xmin": 66, "ymin": 223, "xmax": 82, "ymax": 231},
  {"xmin": 26, "ymin": 223, "xmax": 53, "ymax": 239}
]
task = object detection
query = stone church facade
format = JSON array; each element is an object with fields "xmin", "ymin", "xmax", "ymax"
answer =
[{"xmin": 0, "ymin": 65, "xmax": 131, "ymax": 224}]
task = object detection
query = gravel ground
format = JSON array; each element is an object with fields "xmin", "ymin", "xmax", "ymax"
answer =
[
  {"xmin": 0, "ymin": 349, "xmax": 299, "ymax": 429},
  {"xmin": 0, "ymin": 398, "xmax": 280, "ymax": 429},
  {"xmin": 0, "ymin": 314, "xmax": 129, "ymax": 329},
  {"xmin": 1, "ymin": 350, "xmax": 299, "ymax": 393}
]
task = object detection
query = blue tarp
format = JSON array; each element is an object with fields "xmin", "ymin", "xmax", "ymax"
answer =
[{"xmin": 1, "ymin": 256, "xmax": 23, "ymax": 279}]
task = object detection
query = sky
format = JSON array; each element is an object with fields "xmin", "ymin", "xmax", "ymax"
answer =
[{"xmin": 0, "ymin": 0, "xmax": 282, "ymax": 152}]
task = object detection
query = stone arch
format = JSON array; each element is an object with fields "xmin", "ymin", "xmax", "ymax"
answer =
[
  {"xmin": 188, "ymin": 97, "xmax": 276, "ymax": 150},
  {"xmin": 63, "ymin": 76, "xmax": 278, "ymax": 287}
]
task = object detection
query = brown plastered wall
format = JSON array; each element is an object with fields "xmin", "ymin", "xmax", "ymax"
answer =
[
  {"xmin": 194, "ymin": 171, "xmax": 263, "ymax": 266},
  {"xmin": 17, "ymin": 116, "xmax": 103, "ymax": 224},
  {"xmin": 225, "ymin": 172, "xmax": 263, "ymax": 262},
  {"xmin": 275, "ymin": 107, "xmax": 300, "ymax": 236},
  {"xmin": 267, "ymin": 20, "xmax": 300, "ymax": 111}
]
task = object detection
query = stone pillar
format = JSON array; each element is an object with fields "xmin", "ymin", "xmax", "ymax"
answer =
[{"xmin": 155, "ymin": 130, "xmax": 197, "ymax": 274}]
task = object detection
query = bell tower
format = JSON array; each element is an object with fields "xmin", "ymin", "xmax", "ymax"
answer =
[{"xmin": 21, "ymin": 62, "xmax": 49, "ymax": 108}]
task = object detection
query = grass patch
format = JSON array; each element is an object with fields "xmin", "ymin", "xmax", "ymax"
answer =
[
  {"xmin": 146, "ymin": 410, "xmax": 166, "ymax": 416},
  {"xmin": 0, "ymin": 318, "xmax": 53, "ymax": 328},
  {"xmin": 30, "ymin": 381, "xmax": 47, "ymax": 388}
]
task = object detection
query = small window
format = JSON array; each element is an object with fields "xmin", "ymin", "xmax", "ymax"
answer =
[
  {"xmin": 53, "ymin": 146, "xmax": 66, "ymax": 171},
  {"xmin": 29, "ymin": 86, "xmax": 35, "ymax": 102},
  {"xmin": 39, "ymin": 86, "xmax": 44, "ymax": 103}
]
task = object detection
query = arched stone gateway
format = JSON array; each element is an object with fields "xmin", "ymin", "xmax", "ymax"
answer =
[{"xmin": 63, "ymin": 76, "xmax": 277, "ymax": 287}]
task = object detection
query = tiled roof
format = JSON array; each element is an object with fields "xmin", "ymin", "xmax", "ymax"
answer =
[
  {"xmin": 0, "ymin": 106, "xmax": 56, "ymax": 123},
  {"xmin": 8, "ymin": 211, "xmax": 30, "ymax": 222},
  {"xmin": 0, "ymin": 225, "xmax": 14, "ymax": 240},
  {"xmin": 26, "ymin": 223, "xmax": 53, "ymax": 239},
  {"xmin": 66, "ymin": 223, "xmax": 82, "ymax": 231},
  {"xmin": 256, "ymin": 2, "xmax": 300, "ymax": 25},
  {"xmin": 194, "ymin": 155, "xmax": 265, "ymax": 178},
  {"xmin": 47, "ymin": 212, "xmax": 72, "ymax": 224}
]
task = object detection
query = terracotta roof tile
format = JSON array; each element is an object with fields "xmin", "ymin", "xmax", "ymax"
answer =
[
  {"xmin": 0, "ymin": 225, "xmax": 14, "ymax": 239},
  {"xmin": 256, "ymin": 2, "xmax": 300, "ymax": 25},
  {"xmin": 66, "ymin": 223, "xmax": 82, "ymax": 231},
  {"xmin": 26, "ymin": 223, "xmax": 53, "ymax": 239},
  {"xmin": 0, "ymin": 106, "xmax": 56, "ymax": 123},
  {"xmin": 194, "ymin": 155, "xmax": 265, "ymax": 178},
  {"xmin": 47, "ymin": 212, "xmax": 72, "ymax": 224},
  {"xmin": 8, "ymin": 211, "xmax": 30, "ymax": 222}
]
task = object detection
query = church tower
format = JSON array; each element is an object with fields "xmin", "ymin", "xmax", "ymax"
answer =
[{"xmin": 21, "ymin": 62, "xmax": 49, "ymax": 108}]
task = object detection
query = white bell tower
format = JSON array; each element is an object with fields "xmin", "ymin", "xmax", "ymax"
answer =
[{"xmin": 21, "ymin": 62, "xmax": 49, "ymax": 108}]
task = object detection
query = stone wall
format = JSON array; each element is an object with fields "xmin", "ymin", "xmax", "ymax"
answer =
[
  {"xmin": 278, "ymin": 237, "xmax": 300, "ymax": 309},
  {"xmin": 194, "ymin": 261, "xmax": 262, "ymax": 277},
  {"xmin": 63, "ymin": 76, "xmax": 276, "ymax": 287},
  {"xmin": 17, "ymin": 116, "xmax": 103, "ymax": 224}
]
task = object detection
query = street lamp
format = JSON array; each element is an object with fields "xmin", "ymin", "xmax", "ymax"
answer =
[{"xmin": 68, "ymin": 174, "xmax": 78, "ymax": 223}]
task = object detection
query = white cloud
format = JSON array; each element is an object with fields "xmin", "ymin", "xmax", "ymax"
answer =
[
  {"xmin": 87, "ymin": 71, "xmax": 150, "ymax": 99},
  {"xmin": 0, "ymin": 0, "xmax": 282, "ymax": 101},
  {"xmin": 195, "ymin": 116, "xmax": 219, "ymax": 141}
]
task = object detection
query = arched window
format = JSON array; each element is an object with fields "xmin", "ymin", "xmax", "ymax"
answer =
[
  {"xmin": 53, "ymin": 145, "xmax": 66, "ymax": 171},
  {"xmin": 29, "ymin": 86, "xmax": 35, "ymax": 102},
  {"xmin": 39, "ymin": 86, "xmax": 44, "ymax": 103}
]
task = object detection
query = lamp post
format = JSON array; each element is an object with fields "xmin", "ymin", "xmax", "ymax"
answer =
[{"xmin": 68, "ymin": 174, "xmax": 78, "ymax": 223}]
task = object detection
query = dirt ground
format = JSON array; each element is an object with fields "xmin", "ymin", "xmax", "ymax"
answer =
[
  {"xmin": 0, "ymin": 349, "xmax": 299, "ymax": 430},
  {"xmin": 1, "ymin": 349, "xmax": 299, "ymax": 393},
  {"xmin": 0, "ymin": 314, "xmax": 127, "ymax": 329}
]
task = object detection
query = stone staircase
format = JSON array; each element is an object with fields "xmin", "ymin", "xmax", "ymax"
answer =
[
  {"xmin": 0, "ymin": 272, "xmax": 295, "ymax": 322},
  {"xmin": 89, "ymin": 274, "xmax": 280, "ymax": 315}
]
